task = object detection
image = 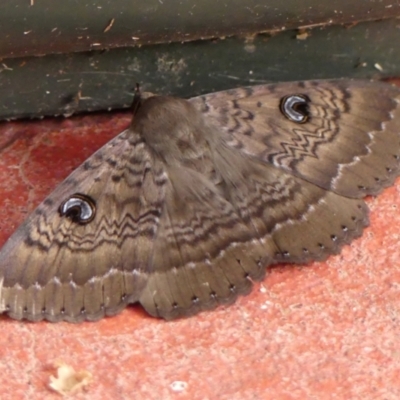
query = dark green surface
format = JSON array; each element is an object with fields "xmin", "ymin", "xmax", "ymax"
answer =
[
  {"xmin": 1, "ymin": 18, "xmax": 399, "ymax": 120},
  {"xmin": 0, "ymin": 0, "xmax": 399, "ymax": 58}
]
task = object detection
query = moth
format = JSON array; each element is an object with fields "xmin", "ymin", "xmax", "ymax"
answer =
[{"xmin": 0, "ymin": 79, "xmax": 399, "ymax": 323}]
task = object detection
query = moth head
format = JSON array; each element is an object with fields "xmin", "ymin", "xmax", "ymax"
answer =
[{"xmin": 59, "ymin": 194, "xmax": 96, "ymax": 224}]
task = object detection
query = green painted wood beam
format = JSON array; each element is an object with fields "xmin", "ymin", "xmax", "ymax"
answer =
[
  {"xmin": 1, "ymin": 0, "xmax": 398, "ymax": 58},
  {"xmin": 1, "ymin": 18, "xmax": 399, "ymax": 120}
]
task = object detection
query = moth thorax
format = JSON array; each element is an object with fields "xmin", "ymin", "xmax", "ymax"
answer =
[{"xmin": 132, "ymin": 95, "xmax": 210, "ymax": 163}]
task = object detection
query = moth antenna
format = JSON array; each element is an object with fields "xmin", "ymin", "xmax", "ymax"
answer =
[
  {"xmin": 131, "ymin": 83, "xmax": 142, "ymax": 115},
  {"xmin": 131, "ymin": 84, "xmax": 157, "ymax": 116}
]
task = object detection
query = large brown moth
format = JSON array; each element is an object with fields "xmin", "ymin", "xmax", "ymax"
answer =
[{"xmin": 0, "ymin": 79, "xmax": 399, "ymax": 323}]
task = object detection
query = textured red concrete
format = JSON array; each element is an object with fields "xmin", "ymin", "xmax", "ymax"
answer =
[{"xmin": 1, "ymin": 102, "xmax": 400, "ymax": 399}]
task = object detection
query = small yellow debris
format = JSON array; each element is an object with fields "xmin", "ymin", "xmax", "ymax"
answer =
[
  {"xmin": 104, "ymin": 18, "xmax": 115, "ymax": 33},
  {"xmin": 49, "ymin": 362, "xmax": 92, "ymax": 396},
  {"xmin": 296, "ymin": 30, "xmax": 310, "ymax": 40}
]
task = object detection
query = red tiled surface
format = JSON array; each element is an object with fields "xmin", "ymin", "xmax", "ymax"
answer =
[{"xmin": 1, "ymin": 100, "xmax": 400, "ymax": 399}]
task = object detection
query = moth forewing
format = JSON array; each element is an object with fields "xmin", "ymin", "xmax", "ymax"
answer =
[{"xmin": 0, "ymin": 79, "xmax": 399, "ymax": 322}]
